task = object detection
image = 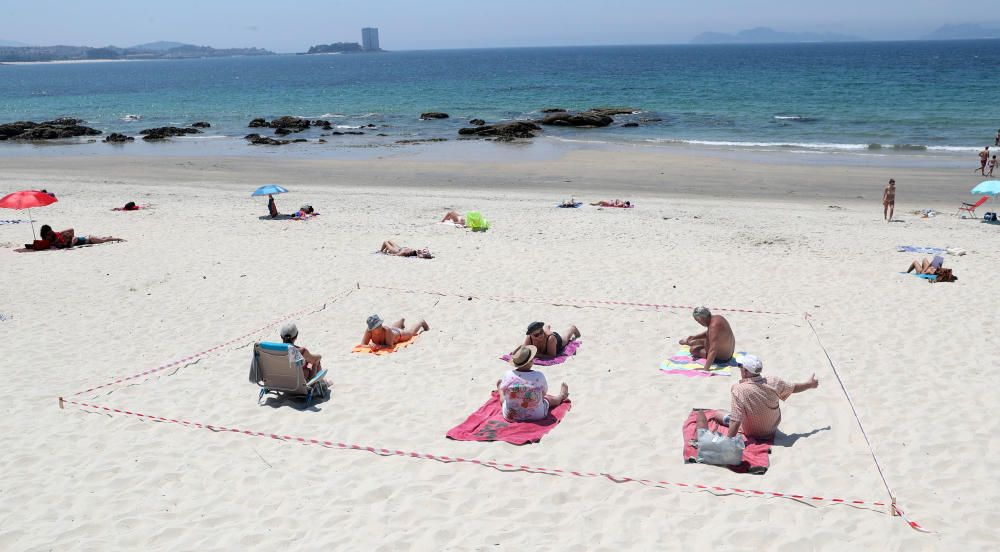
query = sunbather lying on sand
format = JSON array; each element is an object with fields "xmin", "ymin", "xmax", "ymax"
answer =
[
  {"xmin": 293, "ymin": 205, "xmax": 317, "ymax": 219},
  {"xmin": 361, "ymin": 314, "xmax": 429, "ymax": 350},
  {"xmin": 381, "ymin": 240, "xmax": 433, "ymax": 259},
  {"xmin": 906, "ymin": 255, "xmax": 944, "ymax": 275},
  {"xmin": 28, "ymin": 225, "xmax": 124, "ymax": 250},
  {"xmin": 679, "ymin": 307, "xmax": 735, "ymax": 370},
  {"xmin": 441, "ymin": 211, "xmax": 465, "ymax": 226},
  {"xmin": 590, "ymin": 199, "xmax": 631, "ymax": 207},
  {"xmin": 521, "ymin": 321, "xmax": 581, "ymax": 359},
  {"xmin": 497, "ymin": 345, "xmax": 569, "ymax": 422}
]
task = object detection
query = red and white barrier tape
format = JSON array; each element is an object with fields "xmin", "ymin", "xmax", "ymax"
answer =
[
  {"xmin": 363, "ymin": 284, "xmax": 792, "ymax": 315},
  {"xmin": 61, "ymin": 397, "xmax": 927, "ymax": 530},
  {"xmin": 805, "ymin": 313, "xmax": 931, "ymax": 533},
  {"xmin": 70, "ymin": 287, "xmax": 356, "ymax": 397}
]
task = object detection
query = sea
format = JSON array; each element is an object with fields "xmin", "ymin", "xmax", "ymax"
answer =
[{"xmin": 2, "ymin": 40, "xmax": 999, "ymax": 165}]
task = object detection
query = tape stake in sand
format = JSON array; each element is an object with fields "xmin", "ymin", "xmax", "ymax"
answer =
[{"xmin": 61, "ymin": 398, "xmax": 928, "ymax": 532}]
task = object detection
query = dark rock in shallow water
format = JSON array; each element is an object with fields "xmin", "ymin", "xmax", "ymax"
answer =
[
  {"xmin": 190, "ymin": 121, "xmax": 211, "ymax": 128},
  {"xmin": 103, "ymin": 133, "xmax": 134, "ymax": 143},
  {"xmin": 322, "ymin": 124, "xmax": 333, "ymax": 130},
  {"xmin": 311, "ymin": 120, "xmax": 330, "ymax": 127},
  {"xmin": 458, "ymin": 121, "xmax": 541, "ymax": 140},
  {"xmin": 396, "ymin": 138, "xmax": 448, "ymax": 144},
  {"xmin": 268, "ymin": 116, "xmax": 311, "ymax": 131},
  {"xmin": 469, "ymin": 118, "xmax": 486, "ymax": 126},
  {"xmin": 140, "ymin": 126, "xmax": 202, "ymax": 141},
  {"xmin": 245, "ymin": 133, "xmax": 291, "ymax": 145},
  {"xmin": 420, "ymin": 112, "xmax": 449, "ymax": 120},
  {"xmin": 366, "ymin": 123, "xmax": 376, "ymax": 128},
  {"xmin": 0, "ymin": 119, "xmax": 102, "ymax": 140},
  {"xmin": 274, "ymin": 128, "xmax": 293, "ymax": 136},
  {"xmin": 538, "ymin": 111, "xmax": 613, "ymax": 128},
  {"xmin": 587, "ymin": 107, "xmax": 637, "ymax": 117},
  {"xmin": 248, "ymin": 118, "xmax": 268, "ymax": 128},
  {"xmin": 620, "ymin": 122, "xmax": 639, "ymax": 128},
  {"xmin": 317, "ymin": 139, "xmax": 327, "ymax": 143},
  {"xmin": 639, "ymin": 117, "xmax": 662, "ymax": 123},
  {"xmin": 377, "ymin": 133, "xmax": 389, "ymax": 136},
  {"xmin": 540, "ymin": 108, "xmax": 566, "ymax": 113}
]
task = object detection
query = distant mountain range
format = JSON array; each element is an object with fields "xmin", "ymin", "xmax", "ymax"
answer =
[
  {"xmin": 692, "ymin": 27, "xmax": 862, "ymax": 44},
  {"xmin": 0, "ymin": 39, "xmax": 29, "ymax": 47},
  {"xmin": 0, "ymin": 41, "xmax": 273, "ymax": 62},
  {"xmin": 922, "ymin": 23, "xmax": 1000, "ymax": 40}
]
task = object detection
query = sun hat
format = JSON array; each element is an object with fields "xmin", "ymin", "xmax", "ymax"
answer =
[
  {"xmin": 737, "ymin": 354, "xmax": 763, "ymax": 375},
  {"xmin": 280, "ymin": 322, "xmax": 298, "ymax": 340},
  {"xmin": 366, "ymin": 314, "xmax": 384, "ymax": 331},
  {"xmin": 525, "ymin": 321, "xmax": 545, "ymax": 335},
  {"xmin": 509, "ymin": 345, "xmax": 538, "ymax": 369}
]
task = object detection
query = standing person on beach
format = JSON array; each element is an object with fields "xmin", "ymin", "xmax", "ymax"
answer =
[
  {"xmin": 978, "ymin": 147, "xmax": 990, "ymax": 176},
  {"xmin": 989, "ymin": 155, "xmax": 997, "ymax": 177},
  {"xmin": 995, "ymin": 129, "xmax": 999, "ymax": 147},
  {"xmin": 882, "ymin": 179, "xmax": 896, "ymax": 222}
]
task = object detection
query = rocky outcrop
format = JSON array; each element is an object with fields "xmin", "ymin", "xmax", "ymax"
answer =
[
  {"xmin": 396, "ymin": 138, "xmax": 448, "ymax": 144},
  {"xmin": 140, "ymin": 126, "xmax": 202, "ymax": 141},
  {"xmin": 0, "ymin": 119, "xmax": 102, "ymax": 140},
  {"xmin": 274, "ymin": 128, "xmax": 293, "ymax": 136},
  {"xmin": 469, "ymin": 118, "xmax": 486, "ymax": 126},
  {"xmin": 458, "ymin": 121, "xmax": 541, "ymax": 140},
  {"xmin": 540, "ymin": 108, "xmax": 566, "ymax": 113},
  {"xmin": 103, "ymin": 133, "xmax": 134, "ymax": 143},
  {"xmin": 268, "ymin": 116, "xmax": 311, "ymax": 131},
  {"xmin": 420, "ymin": 112, "xmax": 449, "ymax": 120},
  {"xmin": 536, "ymin": 107, "xmax": 638, "ymax": 128},
  {"xmin": 190, "ymin": 121, "xmax": 211, "ymax": 128},
  {"xmin": 248, "ymin": 118, "xmax": 268, "ymax": 128},
  {"xmin": 620, "ymin": 122, "xmax": 639, "ymax": 128},
  {"xmin": 244, "ymin": 133, "xmax": 307, "ymax": 145},
  {"xmin": 311, "ymin": 119, "xmax": 330, "ymax": 127}
]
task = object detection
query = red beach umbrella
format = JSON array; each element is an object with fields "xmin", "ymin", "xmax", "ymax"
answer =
[{"xmin": 0, "ymin": 190, "xmax": 59, "ymax": 239}]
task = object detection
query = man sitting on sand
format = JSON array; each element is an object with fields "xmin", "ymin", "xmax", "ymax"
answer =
[
  {"xmin": 704, "ymin": 355, "xmax": 818, "ymax": 439},
  {"xmin": 906, "ymin": 255, "xmax": 944, "ymax": 275},
  {"xmin": 361, "ymin": 314, "xmax": 429, "ymax": 350},
  {"xmin": 280, "ymin": 322, "xmax": 323, "ymax": 380},
  {"xmin": 590, "ymin": 199, "xmax": 632, "ymax": 207},
  {"xmin": 679, "ymin": 307, "xmax": 735, "ymax": 370},
  {"xmin": 497, "ymin": 345, "xmax": 569, "ymax": 422},
  {"xmin": 440, "ymin": 211, "xmax": 465, "ymax": 226},
  {"xmin": 380, "ymin": 240, "xmax": 433, "ymax": 259},
  {"xmin": 522, "ymin": 321, "xmax": 581, "ymax": 359},
  {"xmin": 29, "ymin": 225, "xmax": 124, "ymax": 250}
]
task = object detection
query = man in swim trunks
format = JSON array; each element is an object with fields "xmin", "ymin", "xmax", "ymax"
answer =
[
  {"xmin": 380, "ymin": 240, "xmax": 433, "ymax": 259},
  {"xmin": 679, "ymin": 306, "xmax": 735, "ymax": 371},
  {"xmin": 361, "ymin": 314, "xmax": 429, "ymax": 350},
  {"xmin": 522, "ymin": 321, "xmax": 581, "ymax": 360},
  {"xmin": 978, "ymin": 147, "xmax": 990, "ymax": 176},
  {"xmin": 882, "ymin": 178, "xmax": 896, "ymax": 222}
]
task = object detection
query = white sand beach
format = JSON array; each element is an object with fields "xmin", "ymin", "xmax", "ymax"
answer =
[{"xmin": 1, "ymin": 149, "xmax": 997, "ymax": 550}]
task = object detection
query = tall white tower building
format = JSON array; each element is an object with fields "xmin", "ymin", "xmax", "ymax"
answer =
[{"xmin": 362, "ymin": 28, "xmax": 380, "ymax": 51}]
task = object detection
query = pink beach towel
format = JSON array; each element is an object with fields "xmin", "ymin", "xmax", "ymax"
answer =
[
  {"xmin": 446, "ymin": 391, "xmax": 571, "ymax": 445},
  {"xmin": 682, "ymin": 409, "xmax": 772, "ymax": 474},
  {"xmin": 499, "ymin": 340, "xmax": 581, "ymax": 366}
]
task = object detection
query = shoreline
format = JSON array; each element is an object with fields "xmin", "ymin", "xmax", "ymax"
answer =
[{"xmin": 0, "ymin": 146, "xmax": 984, "ymax": 205}]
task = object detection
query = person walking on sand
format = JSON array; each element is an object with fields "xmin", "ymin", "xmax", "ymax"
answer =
[
  {"xmin": 882, "ymin": 178, "xmax": 896, "ymax": 222},
  {"xmin": 978, "ymin": 147, "xmax": 990, "ymax": 176},
  {"xmin": 679, "ymin": 307, "xmax": 735, "ymax": 370},
  {"xmin": 988, "ymin": 155, "xmax": 997, "ymax": 177}
]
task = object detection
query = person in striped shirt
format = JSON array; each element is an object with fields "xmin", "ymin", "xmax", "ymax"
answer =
[{"xmin": 708, "ymin": 355, "xmax": 819, "ymax": 439}]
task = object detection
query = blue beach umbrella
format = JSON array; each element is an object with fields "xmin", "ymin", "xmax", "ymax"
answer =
[
  {"xmin": 971, "ymin": 180, "xmax": 1000, "ymax": 196},
  {"xmin": 251, "ymin": 184, "xmax": 289, "ymax": 197}
]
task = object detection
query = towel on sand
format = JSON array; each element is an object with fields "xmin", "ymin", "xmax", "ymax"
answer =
[
  {"xmin": 446, "ymin": 391, "xmax": 571, "ymax": 444},
  {"xmin": 660, "ymin": 346, "xmax": 749, "ymax": 377},
  {"xmin": 896, "ymin": 245, "xmax": 945, "ymax": 254},
  {"xmin": 682, "ymin": 409, "xmax": 772, "ymax": 474},
  {"xmin": 500, "ymin": 340, "xmax": 581, "ymax": 366},
  {"xmin": 352, "ymin": 335, "xmax": 419, "ymax": 355},
  {"xmin": 900, "ymin": 272, "xmax": 938, "ymax": 280}
]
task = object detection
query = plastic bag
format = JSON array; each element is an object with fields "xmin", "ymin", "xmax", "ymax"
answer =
[{"xmin": 696, "ymin": 430, "xmax": 745, "ymax": 466}]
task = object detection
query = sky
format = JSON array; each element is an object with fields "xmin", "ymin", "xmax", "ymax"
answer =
[{"xmin": 0, "ymin": 0, "xmax": 995, "ymax": 51}]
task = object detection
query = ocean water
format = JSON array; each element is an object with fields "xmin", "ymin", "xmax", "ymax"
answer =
[{"xmin": 2, "ymin": 40, "xmax": 999, "ymax": 161}]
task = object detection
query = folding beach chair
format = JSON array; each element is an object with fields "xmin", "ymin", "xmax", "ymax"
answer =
[
  {"xmin": 249, "ymin": 342, "xmax": 329, "ymax": 405},
  {"xmin": 958, "ymin": 196, "xmax": 988, "ymax": 218}
]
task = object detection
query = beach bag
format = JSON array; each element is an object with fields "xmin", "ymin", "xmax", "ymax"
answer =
[
  {"xmin": 466, "ymin": 211, "xmax": 489, "ymax": 232},
  {"xmin": 935, "ymin": 268, "xmax": 957, "ymax": 283},
  {"xmin": 984, "ymin": 212, "xmax": 997, "ymax": 222},
  {"xmin": 695, "ymin": 430, "xmax": 745, "ymax": 466}
]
